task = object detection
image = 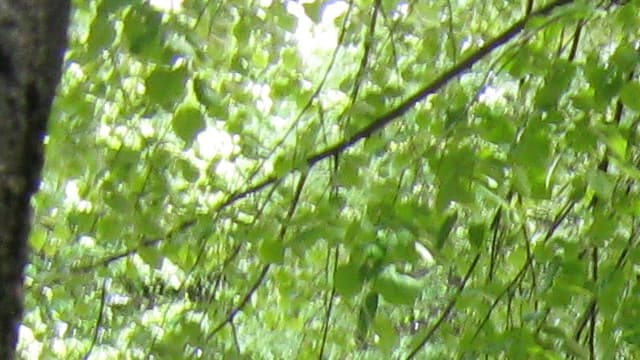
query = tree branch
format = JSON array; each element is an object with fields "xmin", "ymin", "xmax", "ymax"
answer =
[
  {"xmin": 406, "ymin": 253, "xmax": 481, "ymax": 359},
  {"xmin": 307, "ymin": 0, "xmax": 575, "ymax": 167},
  {"xmin": 205, "ymin": 172, "xmax": 308, "ymax": 342},
  {"xmin": 211, "ymin": 0, "xmax": 576, "ymax": 221}
]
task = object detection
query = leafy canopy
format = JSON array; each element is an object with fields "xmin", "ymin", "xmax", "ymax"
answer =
[{"xmin": 19, "ymin": 0, "xmax": 640, "ymax": 359}]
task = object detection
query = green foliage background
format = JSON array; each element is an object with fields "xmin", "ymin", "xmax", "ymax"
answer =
[{"xmin": 19, "ymin": 0, "xmax": 640, "ymax": 358}]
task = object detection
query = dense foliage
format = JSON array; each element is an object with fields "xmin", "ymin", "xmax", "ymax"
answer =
[{"xmin": 19, "ymin": 0, "xmax": 640, "ymax": 358}]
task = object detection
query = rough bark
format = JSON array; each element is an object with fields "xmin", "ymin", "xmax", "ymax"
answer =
[{"xmin": 0, "ymin": 1, "xmax": 70, "ymax": 358}]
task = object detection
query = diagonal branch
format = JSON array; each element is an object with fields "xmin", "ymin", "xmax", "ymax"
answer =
[
  {"xmin": 307, "ymin": 0, "xmax": 574, "ymax": 166},
  {"xmin": 205, "ymin": 172, "xmax": 308, "ymax": 342},
  {"xmin": 244, "ymin": 0, "xmax": 356, "ymax": 185},
  {"xmin": 406, "ymin": 253, "xmax": 481, "ymax": 359},
  {"xmin": 82, "ymin": 278, "xmax": 109, "ymax": 360},
  {"xmin": 69, "ymin": 0, "xmax": 576, "ymax": 277},
  {"xmin": 217, "ymin": 0, "xmax": 576, "ymax": 209}
]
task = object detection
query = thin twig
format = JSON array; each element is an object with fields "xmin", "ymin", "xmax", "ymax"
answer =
[
  {"xmin": 82, "ymin": 278, "xmax": 108, "ymax": 360},
  {"xmin": 205, "ymin": 172, "xmax": 308, "ymax": 341},
  {"xmin": 318, "ymin": 246, "xmax": 340, "ymax": 360},
  {"xmin": 308, "ymin": 0, "xmax": 575, "ymax": 166},
  {"xmin": 214, "ymin": 0, "xmax": 577, "ymax": 220},
  {"xmin": 244, "ymin": 0, "xmax": 356, "ymax": 185},
  {"xmin": 406, "ymin": 253, "xmax": 481, "ymax": 359}
]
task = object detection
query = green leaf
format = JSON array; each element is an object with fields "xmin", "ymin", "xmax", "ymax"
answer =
[
  {"xmin": 436, "ymin": 146, "xmax": 476, "ymax": 208},
  {"xmin": 177, "ymin": 158, "xmax": 200, "ymax": 181},
  {"xmin": 436, "ymin": 211, "xmax": 458, "ymax": 250},
  {"xmin": 599, "ymin": 268, "xmax": 624, "ymax": 318},
  {"xmin": 611, "ymin": 42, "xmax": 640, "ymax": 73},
  {"xmin": 476, "ymin": 105, "xmax": 516, "ymax": 144},
  {"xmin": 271, "ymin": 74, "xmax": 299, "ymax": 100},
  {"xmin": 619, "ymin": 81, "xmax": 640, "ymax": 113},
  {"xmin": 290, "ymin": 227, "xmax": 322, "ymax": 258},
  {"xmin": 437, "ymin": 179, "xmax": 473, "ymax": 210},
  {"xmin": 123, "ymin": 5, "xmax": 162, "ymax": 56},
  {"xmin": 570, "ymin": 90, "xmax": 597, "ymax": 112},
  {"xmin": 588, "ymin": 215, "xmax": 615, "ymax": 246},
  {"xmin": 540, "ymin": 325, "xmax": 588, "ymax": 359},
  {"xmin": 96, "ymin": 214, "xmax": 122, "ymax": 242},
  {"xmin": 615, "ymin": 2, "xmax": 640, "ymax": 30},
  {"xmin": 135, "ymin": 215, "xmax": 164, "ymax": 239},
  {"xmin": 512, "ymin": 121, "xmax": 551, "ymax": 170},
  {"xmin": 67, "ymin": 209, "xmax": 95, "ymax": 234},
  {"xmin": 373, "ymin": 267, "xmax": 421, "ymax": 305},
  {"xmin": 104, "ymin": 191, "xmax": 132, "ymax": 214},
  {"xmin": 162, "ymin": 240, "xmax": 194, "ymax": 271},
  {"xmin": 534, "ymin": 62, "xmax": 575, "ymax": 111},
  {"xmin": 586, "ymin": 169, "xmax": 615, "ymax": 201},
  {"xmin": 382, "ymin": 0, "xmax": 402, "ymax": 11},
  {"xmin": 193, "ymin": 77, "xmax": 227, "ymax": 119},
  {"xmin": 605, "ymin": 129, "xmax": 628, "ymax": 159},
  {"xmin": 373, "ymin": 315, "xmax": 398, "ymax": 353},
  {"xmin": 468, "ymin": 222, "xmax": 485, "ymax": 249},
  {"xmin": 258, "ymin": 239, "xmax": 284, "ymax": 264},
  {"xmin": 225, "ymin": 108, "xmax": 248, "ymax": 135},
  {"xmin": 387, "ymin": 230, "xmax": 420, "ymax": 263},
  {"xmin": 334, "ymin": 262, "xmax": 363, "ymax": 298},
  {"xmin": 359, "ymin": 243, "xmax": 386, "ymax": 280},
  {"xmin": 302, "ymin": 1, "xmax": 323, "ymax": 23},
  {"xmin": 172, "ymin": 105, "xmax": 205, "ymax": 143},
  {"xmin": 111, "ymin": 147, "xmax": 140, "ymax": 178},
  {"xmin": 251, "ymin": 48, "xmax": 270, "ymax": 68},
  {"xmin": 145, "ymin": 67, "xmax": 188, "ymax": 108},
  {"xmin": 273, "ymin": 6, "xmax": 297, "ymax": 32},
  {"xmin": 506, "ymin": 247, "xmax": 526, "ymax": 271},
  {"xmin": 139, "ymin": 247, "xmax": 162, "ymax": 269},
  {"xmin": 356, "ymin": 291, "xmax": 379, "ymax": 343},
  {"xmin": 98, "ymin": 0, "xmax": 131, "ymax": 13},
  {"xmin": 29, "ymin": 227, "xmax": 47, "ymax": 252},
  {"xmin": 86, "ymin": 15, "xmax": 116, "ymax": 57},
  {"xmin": 585, "ymin": 55, "xmax": 623, "ymax": 106},
  {"xmin": 232, "ymin": 18, "xmax": 251, "ymax": 44},
  {"xmin": 335, "ymin": 155, "xmax": 364, "ymax": 187},
  {"xmin": 273, "ymin": 153, "xmax": 291, "ymax": 177},
  {"xmin": 567, "ymin": 119, "xmax": 597, "ymax": 152},
  {"xmin": 280, "ymin": 47, "xmax": 299, "ymax": 69},
  {"xmin": 505, "ymin": 45, "xmax": 549, "ymax": 77}
]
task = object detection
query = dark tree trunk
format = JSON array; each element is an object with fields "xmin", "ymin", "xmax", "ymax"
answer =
[{"xmin": 0, "ymin": 1, "xmax": 70, "ymax": 358}]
